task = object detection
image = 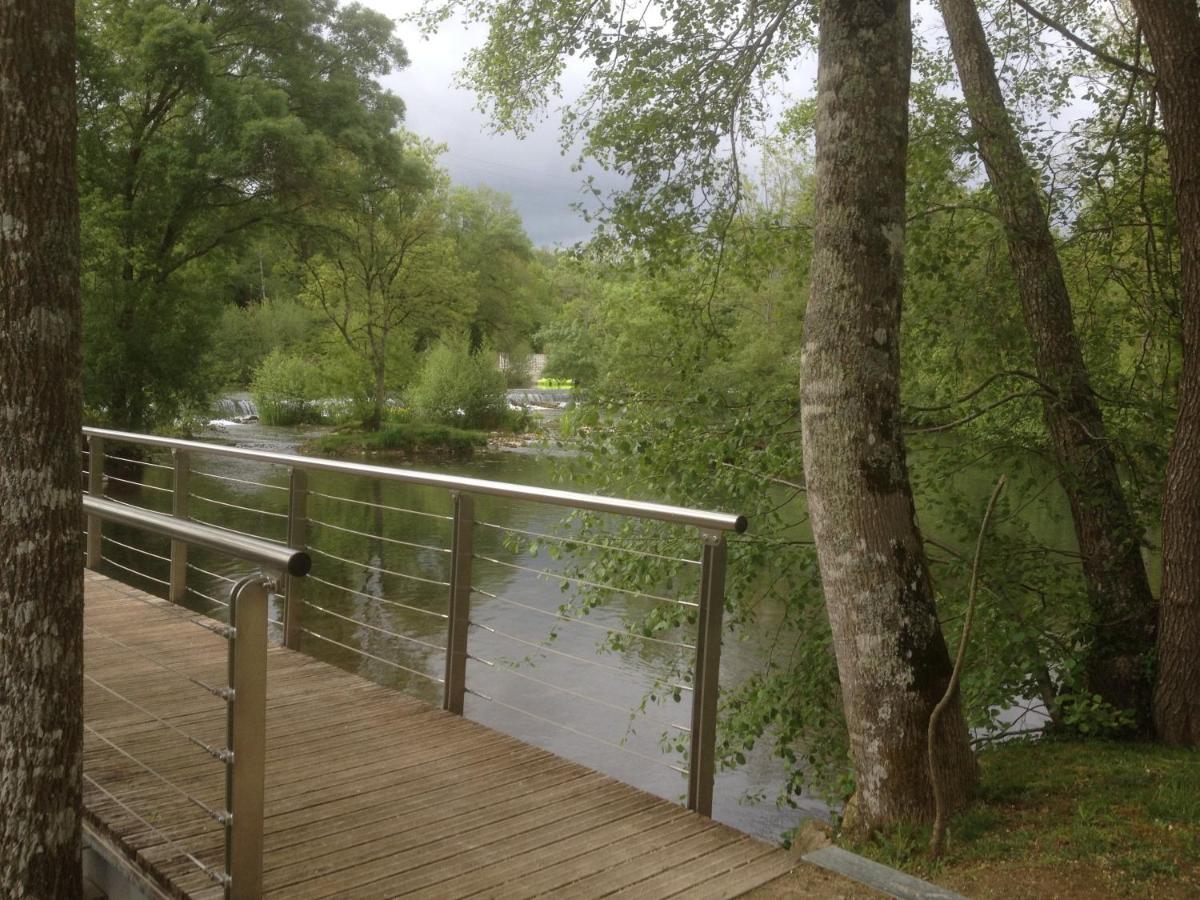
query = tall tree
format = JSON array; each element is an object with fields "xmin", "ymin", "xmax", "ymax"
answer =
[
  {"xmin": 0, "ymin": 0, "xmax": 84, "ymax": 893},
  {"xmin": 936, "ymin": 0, "xmax": 1157, "ymax": 723},
  {"xmin": 801, "ymin": 0, "xmax": 976, "ymax": 831},
  {"xmin": 446, "ymin": 186, "xmax": 541, "ymax": 353},
  {"xmin": 77, "ymin": 0, "xmax": 408, "ymax": 430},
  {"xmin": 427, "ymin": 0, "xmax": 981, "ymax": 822},
  {"xmin": 1126, "ymin": 0, "xmax": 1200, "ymax": 746},
  {"xmin": 300, "ymin": 141, "xmax": 475, "ymax": 429}
]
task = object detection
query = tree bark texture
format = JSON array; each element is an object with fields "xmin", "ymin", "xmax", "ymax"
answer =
[
  {"xmin": 1129, "ymin": 0, "xmax": 1200, "ymax": 747},
  {"xmin": 802, "ymin": 0, "xmax": 977, "ymax": 832},
  {"xmin": 938, "ymin": 0, "xmax": 1157, "ymax": 723},
  {"xmin": 0, "ymin": 0, "xmax": 84, "ymax": 895}
]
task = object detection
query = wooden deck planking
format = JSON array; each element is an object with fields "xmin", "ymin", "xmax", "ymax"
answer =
[{"xmin": 83, "ymin": 571, "xmax": 798, "ymax": 898}]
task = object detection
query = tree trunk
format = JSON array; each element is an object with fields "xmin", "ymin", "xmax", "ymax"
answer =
[
  {"xmin": 371, "ymin": 361, "xmax": 387, "ymax": 431},
  {"xmin": 0, "ymin": 0, "xmax": 84, "ymax": 895},
  {"xmin": 802, "ymin": 0, "xmax": 976, "ymax": 833},
  {"xmin": 938, "ymin": 0, "xmax": 1157, "ymax": 724},
  {"xmin": 1128, "ymin": 0, "xmax": 1200, "ymax": 747}
]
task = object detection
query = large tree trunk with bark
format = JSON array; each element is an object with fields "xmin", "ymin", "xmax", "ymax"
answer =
[
  {"xmin": 802, "ymin": 0, "xmax": 976, "ymax": 833},
  {"xmin": 0, "ymin": 0, "xmax": 84, "ymax": 894},
  {"xmin": 1128, "ymin": 0, "xmax": 1200, "ymax": 747},
  {"xmin": 938, "ymin": 0, "xmax": 1157, "ymax": 725}
]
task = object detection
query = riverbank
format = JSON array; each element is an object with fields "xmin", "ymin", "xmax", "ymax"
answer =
[
  {"xmin": 846, "ymin": 739, "xmax": 1198, "ymax": 898},
  {"xmin": 304, "ymin": 422, "xmax": 489, "ymax": 459}
]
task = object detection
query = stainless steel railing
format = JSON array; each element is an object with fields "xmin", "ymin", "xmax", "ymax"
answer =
[
  {"xmin": 82, "ymin": 425, "xmax": 745, "ymax": 817},
  {"xmin": 83, "ymin": 495, "xmax": 309, "ymax": 900}
]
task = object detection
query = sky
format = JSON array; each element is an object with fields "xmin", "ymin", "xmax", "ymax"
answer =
[
  {"xmin": 355, "ymin": 3, "xmax": 1094, "ymax": 248},
  {"xmin": 360, "ymin": 1, "xmax": 626, "ymax": 248}
]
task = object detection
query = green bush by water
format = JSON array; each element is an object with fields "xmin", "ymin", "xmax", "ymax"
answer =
[
  {"xmin": 310, "ymin": 421, "xmax": 487, "ymax": 457},
  {"xmin": 408, "ymin": 341, "xmax": 508, "ymax": 430},
  {"xmin": 250, "ymin": 349, "xmax": 326, "ymax": 425}
]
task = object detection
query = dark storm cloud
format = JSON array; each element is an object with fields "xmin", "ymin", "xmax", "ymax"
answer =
[{"xmin": 368, "ymin": 2, "xmax": 623, "ymax": 248}]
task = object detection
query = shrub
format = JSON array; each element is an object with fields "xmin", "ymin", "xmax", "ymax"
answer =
[
  {"xmin": 249, "ymin": 349, "xmax": 326, "ymax": 425},
  {"xmin": 408, "ymin": 341, "xmax": 508, "ymax": 430}
]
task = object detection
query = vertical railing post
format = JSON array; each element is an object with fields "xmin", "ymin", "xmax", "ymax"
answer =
[
  {"xmin": 85, "ymin": 435, "xmax": 105, "ymax": 568},
  {"xmin": 169, "ymin": 449, "xmax": 190, "ymax": 603},
  {"xmin": 443, "ymin": 491, "xmax": 474, "ymax": 714},
  {"xmin": 687, "ymin": 530, "xmax": 727, "ymax": 817},
  {"xmin": 284, "ymin": 467, "xmax": 307, "ymax": 649},
  {"xmin": 225, "ymin": 575, "xmax": 269, "ymax": 900}
]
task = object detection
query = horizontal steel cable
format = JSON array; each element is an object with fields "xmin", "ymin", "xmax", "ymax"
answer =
[
  {"xmin": 301, "ymin": 599, "xmax": 446, "ymax": 652},
  {"xmin": 464, "ymin": 689, "xmax": 688, "ymax": 775},
  {"xmin": 101, "ymin": 554, "xmax": 170, "ymax": 588},
  {"xmin": 307, "ymin": 545, "xmax": 450, "ymax": 587},
  {"xmin": 101, "ymin": 534, "xmax": 171, "ymax": 564},
  {"xmin": 476, "ymin": 520, "xmax": 701, "ymax": 566},
  {"xmin": 91, "ymin": 574, "xmax": 219, "ymax": 626},
  {"xmin": 187, "ymin": 562, "xmax": 236, "ymax": 585},
  {"xmin": 471, "ymin": 553, "xmax": 697, "ymax": 608},
  {"xmin": 188, "ymin": 516, "xmax": 286, "ymax": 545},
  {"xmin": 193, "ymin": 468, "xmax": 287, "ymax": 492},
  {"xmin": 105, "ymin": 473, "xmax": 172, "ymax": 493},
  {"xmin": 84, "ymin": 673, "xmax": 228, "ymax": 764},
  {"xmin": 84, "ymin": 624, "xmax": 228, "ymax": 700},
  {"xmin": 83, "ymin": 723, "xmax": 227, "ymax": 824},
  {"xmin": 469, "ymin": 620, "xmax": 693, "ymax": 694},
  {"xmin": 299, "ymin": 628, "xmax": 445, "ymax": 683},
  {"xmin": 308, "ymin": 518, "xmax": 449, "ymax": 554},
  {"xmin": 468, "ymin": 653, "xmax": 688, "ymax": 731},
  {"xmin": 472, "ymin": 587, "xmax": 695, "ymax": 651},
  {"xmin": 309, "ymin": 489, "xmax": 452, "ymax": 520},
  {"xmin": 83, "ymin": 773, "xmax": 227, "ymax": 887},
  {"xmin": 187, "ymin": 586, "xmax": 229, "ymax": 610},
  {"xmin": 188, "ymin": 492, "xmax": 288, "ymax": 519},
  {"xmin": 104, "ymin": 452, "xmax": 174, "ymax": 471},
  {"xmin": 306, "ymin": 574, "xmax": 447, "ymax": 620}
]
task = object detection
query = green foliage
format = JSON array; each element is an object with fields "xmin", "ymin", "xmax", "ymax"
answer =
[
  {"xmin": 446, "ymin": 186, "xmax": 550, "ymax": 352},
  {"xmin": 210, "ymin": 297, "xmax": 321, "ymax": 389},
  {"xmin": 309, "ymin": 422, "xmax": 487, "ymax": 457},
  {"xmin": 408, "ymin": 340, "xmax": 510, "ymax": 430},
  {"xmin": 249, "ymin": 349, "xmax": 326, "ymax": 426},
  {"xmin": 77, "ymin": 0, "xmax": 407, "ymax": 430},
  {"xmin": 420, "ymin": 0, "xmax": 816, "ymax": 250},
  {"xmin": 1056, "ymin": 694, "xmax": 1138, "ymax": 737},
  {"xmin": 297, "ymin": 136, "xmax": 478, "ymax": 430}
]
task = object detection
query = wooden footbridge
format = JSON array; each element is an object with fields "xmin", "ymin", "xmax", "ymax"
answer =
[
  {"xmin": 79, "ymin": 428, "xmax": 812, "ymax": 899},
  {"xmin": 83, "ymin": 571, "xmax": 803, "ymax": 899}
]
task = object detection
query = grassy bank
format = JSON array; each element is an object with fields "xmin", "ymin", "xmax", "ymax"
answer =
[
  {"xmin": 847, "ymin": 740, "xmax": 1199, "ymax": 898},
  {"xmin": 306, "ymin": 422, "xmax": 488, "ymax": 459}
]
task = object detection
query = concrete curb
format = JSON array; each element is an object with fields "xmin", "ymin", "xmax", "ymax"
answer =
[{"xmin": 801, "ymin": 846, "xmax": 970, "ymax": 899}]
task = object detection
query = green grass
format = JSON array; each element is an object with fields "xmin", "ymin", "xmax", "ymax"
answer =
[
  {"xmin": 306, "ymin": 422, "xmax": 488, "ymax": 459},
  {"xmin": 847, "ymin": 740, "xmax": 1200, "ymax": 898}
]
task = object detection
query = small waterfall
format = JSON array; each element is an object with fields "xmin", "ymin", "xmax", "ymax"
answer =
[
  {"xmin": 211, "ymin": 393, "xmax": 259, "ymax": 422},
  {"xmin": 507, "ymin": 388, "xmax": 572, "ymax": 409}
]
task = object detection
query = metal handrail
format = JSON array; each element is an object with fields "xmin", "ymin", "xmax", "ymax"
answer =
[
  {"xmin": 83, "ymin": 495, "xmax": 310, "ymax": 577},
  {"xmin": 83, "ymin": 426, "xmax": 747, "ymax": 533},
  {"xmin": 83, "ymin": 493, "xmax": 304, "ymax": 899},
  {"xmin": 82, "ymin": 426, "xmax": 740, "ymax": 820}
]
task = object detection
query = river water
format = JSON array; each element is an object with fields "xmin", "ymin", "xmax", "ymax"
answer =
[{"xmin": 95, "ymin": 417, "xmax": 831, "ymax": 842}]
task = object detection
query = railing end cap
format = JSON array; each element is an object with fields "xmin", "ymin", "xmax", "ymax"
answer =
[{"xmin": 288, "ymin": 552, "xmax": 312, "ymax": 578}]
